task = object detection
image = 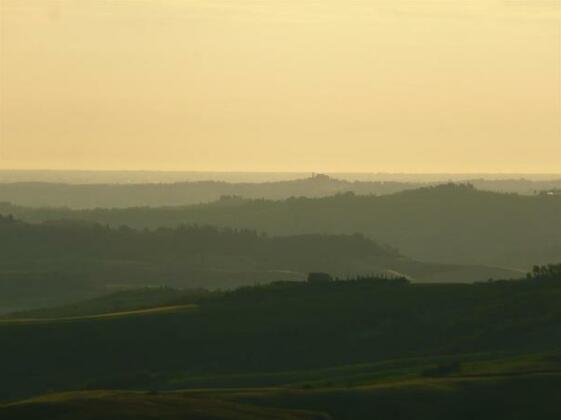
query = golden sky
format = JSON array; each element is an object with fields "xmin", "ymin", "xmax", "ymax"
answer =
[{"xmin": 1, "ymin": 0, "xmax": 560, "ymax": 172}]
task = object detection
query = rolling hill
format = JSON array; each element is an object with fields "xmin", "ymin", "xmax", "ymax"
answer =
[
  {"xmin": 1, "ymin": 266, "xmax": 560, "ymax": 403},
  {"xmin": 0, "ymin": 390, "xmax": 328, "ymax": 420},
  {"xmin": 0, "ymin": 214, "xmax": 520, "ymax": 313},
  {"xmin": 0, "ymin": 174, "xmax": 559, "ymax": 208},
  {"xmin": 2, "ymin": 184, "xmax": 560, "ymax": 268},
  {"xmin": 4, "ymin": 369, "xmax": 561, "ymax": 420}
]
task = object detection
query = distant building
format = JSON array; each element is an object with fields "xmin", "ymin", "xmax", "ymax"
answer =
[
  {"xmin": 539, "ymin": 189, "xmax": 561, "ymax": 196},
  {"xmin": 307, "ymin": 272, "xmax": 333, "ymax": 283}
]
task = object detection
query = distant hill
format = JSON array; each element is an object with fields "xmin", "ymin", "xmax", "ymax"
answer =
[
  {"xmin": 2, "ymin": 184, "xmax": 559, "ymax": 268},
  {"xmin": 0, "ymin": 175, "xmax": 414, "ymax": 208},
  {"xmin": 0, "ymin": 175, "xmax": 560, "ymax": 208},
  {"xmin": 0, "ymin": 214, "xmax": 519, "ymax": 313}
]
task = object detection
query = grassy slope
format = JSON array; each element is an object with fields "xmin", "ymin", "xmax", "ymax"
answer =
[
  {"xmin": 0, "ymin": 391, "xmax": 328, "ymax": 420},
  {"xmin": 3, "ymin": 277, "xmax": 561, "ymax": 401},
  {"xmin": 3, "ymin": 356, "xmax": 561, "ymax": 420},
  {"xmin": 162, "ymin": 350, "xmax": 561, "ymax": 391},
  {"xmin": 3, "ymin": 283, "xmax": 561, "ymax": 418},
  {"xmin": 3, "ymin": 272, "xmax": 561, "ymax": 418},
  {"xmin": 0, "ymin": 304, "xmax": 197, "ymax": 325},
  {"xmin": 1, "ymin": 287, "xmax": 207, "ymax": 320},
  {"xmin": 226, "ymin": 372, "xmax": 561, "ymax": 420}
]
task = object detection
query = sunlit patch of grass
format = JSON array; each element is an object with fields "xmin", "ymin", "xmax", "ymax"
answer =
[
  {"xmin": 0, "ymin": 304, "xmax": 197, "ymax": 325},
  {"xmin": 1, "ymin": 390, "xmax": 327, "ymax": 420}
]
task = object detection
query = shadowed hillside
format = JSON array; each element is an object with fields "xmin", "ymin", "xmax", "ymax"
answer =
[
  {"xmin": 1, "ymin": 265, "xmax": 560, "ymax": 402},
  {"xmin": 4, "ymin": 372, "xmax": 561, "ymax": 420},
  {"xmin": 0, "ymin": 214, "xmax": 519, "ymax": 313},
  {"xmin": 1, "ymin": 390, "xmax": 328, "ymax": 420}
]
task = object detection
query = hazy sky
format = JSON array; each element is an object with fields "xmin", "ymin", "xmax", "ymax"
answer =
[{"xmin": 1, "ymin": 0, "xmax": 560, "ymax": 173}]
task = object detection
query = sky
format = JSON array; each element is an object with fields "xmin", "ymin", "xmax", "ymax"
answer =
[{"xmin": 0, "ymin": 0, "xmax": 560, "ymax": 173}]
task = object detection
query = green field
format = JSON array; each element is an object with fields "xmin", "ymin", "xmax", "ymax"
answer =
[{"xmin": 1, "ymin": 267, "xmax": 561, "ymax": 418}]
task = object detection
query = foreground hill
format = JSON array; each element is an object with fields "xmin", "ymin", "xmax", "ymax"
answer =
[
  {"xmin": 0, "ymin": 215, "xmax": 518, "ymax": 313},
  {"xmin": 1, "ymin": 390, "xmax": 327, "ymax": 420},
  {"xmin": 1, "ymin": 265, "xmax": 560, "ymax": 402},
  {"xmin": 4, "ymin": 370, "xmax": 561, "ymax": 420},
  {"xmin": 3, "ymin": 184, "xmax": 560, "ymax": 267}
]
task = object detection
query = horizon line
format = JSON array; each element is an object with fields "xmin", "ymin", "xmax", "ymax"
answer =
[{"xmin": 1, "ymin": 168, "xmax": 561, "ymax": 176}]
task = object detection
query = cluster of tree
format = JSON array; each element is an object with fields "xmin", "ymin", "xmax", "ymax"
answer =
[{"xmin": 527, "ymin": 264, "xmax": 561, "ymax": 281}]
